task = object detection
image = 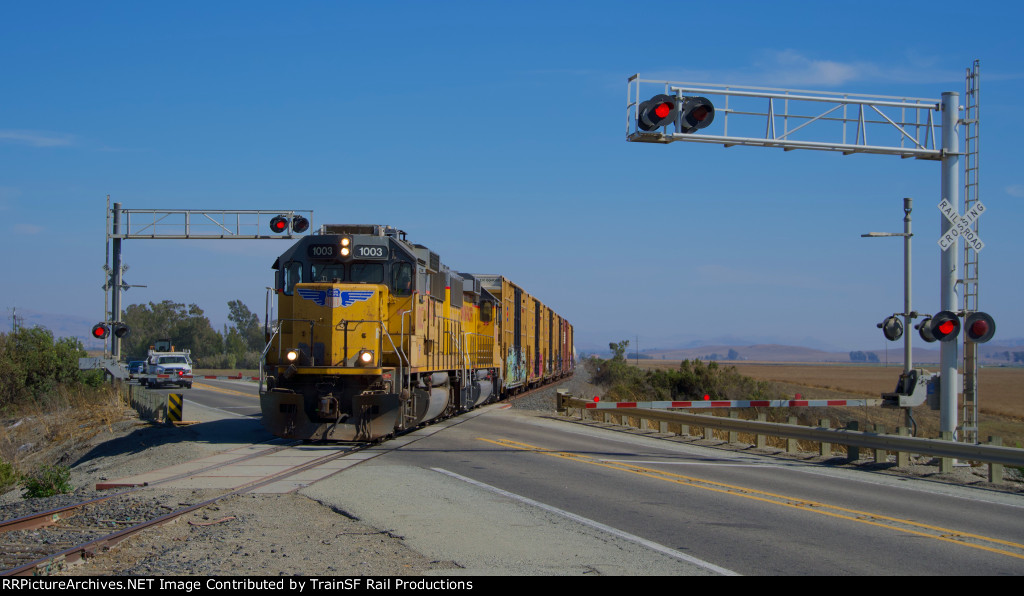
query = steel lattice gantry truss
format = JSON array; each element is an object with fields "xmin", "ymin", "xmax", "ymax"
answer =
[
  {"xmin": 109, "ymin": 208, "xmax": 314, "ymax": 240},
  {"xmin": 626, "ymin": 75, "xmax": 942, "ymax": 160}
]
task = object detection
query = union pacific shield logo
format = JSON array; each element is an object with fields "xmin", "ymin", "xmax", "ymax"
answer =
[{"xmin": 298, "ymin": 289, "xmax": 374, "ymax": 308}]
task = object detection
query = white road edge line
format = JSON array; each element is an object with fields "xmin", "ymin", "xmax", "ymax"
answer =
[{"xmin": 431, "ymin": 467, "xmax": 739, "ymax": 576}]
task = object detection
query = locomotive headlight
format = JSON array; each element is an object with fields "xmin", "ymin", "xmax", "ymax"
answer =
[
  {"xmin": 340, "ymin": 237, "xmax": 351, "ymax": 247},
  {"xmin": 357, "ymin": 349, "xmax": 374, "ymax": 366},
  {"xmin": 340, "ymin": 247, "xmax": 350, "ymax": 257},
  {"xmin": 286, "ymin": 349, "xmax": 299, "ymax": 362}
]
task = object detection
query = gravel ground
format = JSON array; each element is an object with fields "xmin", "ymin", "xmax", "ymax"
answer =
[{"xmin": 2, "ymin": 366, "xmax": 1020, "ymax": 576}]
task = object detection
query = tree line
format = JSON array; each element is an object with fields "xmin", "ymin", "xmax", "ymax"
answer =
[{"xmin": 121, "ymin": 299, "xmax": 265, "ymax": 369}]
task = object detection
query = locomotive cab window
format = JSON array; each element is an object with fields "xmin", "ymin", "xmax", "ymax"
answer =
[
  {"xmin": 350, "ymin": 263, "xmax": 384, "ymax": 284},
  {"xmin": 312, "ymin": 264, "xmax": 345, "ymax": 283},
  {"xmin": 391, "ymin": 262, "xmax": 414, "ymax": 296},
  {"xmin": 283, "ymin": 261, "xmax": 303, "ymax": 295}
]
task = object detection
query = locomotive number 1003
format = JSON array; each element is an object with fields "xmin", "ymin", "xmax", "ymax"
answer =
[{"xmin": 354, "ymin": 245, "xmax": 388, "ymax": 259}]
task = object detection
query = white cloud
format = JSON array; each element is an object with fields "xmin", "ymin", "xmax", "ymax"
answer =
[
  {"xmin": 1006, "ymin": 185, "xmax": 1024, "ymax": 198},
  {"xmin": 648, "ymin": 49, "xmax": 961, "ymax": 89},
  {"xmin": 0, "ymin": 130, "xmax": 75, "ymax": 147}
]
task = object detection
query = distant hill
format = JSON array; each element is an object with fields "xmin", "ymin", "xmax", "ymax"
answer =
[{"xmin": 639, "ymin": 342, "xmax": 1024, "ymax": 365}]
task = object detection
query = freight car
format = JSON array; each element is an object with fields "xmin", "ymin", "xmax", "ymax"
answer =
[{"xmin": 260, "ymin": 224, "xmax": 574, "ymax": 442}]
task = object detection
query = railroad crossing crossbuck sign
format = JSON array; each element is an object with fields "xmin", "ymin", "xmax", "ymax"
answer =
[{"xmin": 937, "ymin": 198, "xmax": 985, "ymax": 252}]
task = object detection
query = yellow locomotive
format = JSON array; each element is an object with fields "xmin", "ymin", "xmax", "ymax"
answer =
[{"xmin": 261, "ymin": 224, "xmax": 574, "ymax": 441}]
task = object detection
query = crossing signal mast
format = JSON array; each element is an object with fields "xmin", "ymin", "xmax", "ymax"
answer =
[
  {"xmin": 91, "ymin": 200, "xmax": 313, "ymax": 365},
  {"xmin": 627, "ymin": 62, "xmax": 993, "ymax": 443}
]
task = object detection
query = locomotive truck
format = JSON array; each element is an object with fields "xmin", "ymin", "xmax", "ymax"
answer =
[{"xmin": 260, "ymin": 224, "xmax": 574, "ymax": 442}]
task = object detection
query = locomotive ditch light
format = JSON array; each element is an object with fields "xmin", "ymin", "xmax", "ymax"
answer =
[
  {"xmin": 637, "ymin": 94, "xmax": 679, "ymax": 131},
  {"xmin": 877, "ymin": 315, "xmax": 904, "ymax": 342},
  {"xmin": 91, "ymin": 323, "xmax": 110, "ymax": 340},
  {"xmin": 269, "ymin": 215, "xmax": 289, "ymax": 233},
  {"xmin": 917, "ymin": 311, "xmax": 961, "ymax": 343},
  {"xmin": 356, "ymin": 349, "xmax": 374, "ymax": 366},
  {"xmin": 291, "ymin": 215, "xmax": 309, "ymax": 233},
  {"xmin": 964, "ymin": 312, "xmax": 996, "ymax": 343}
]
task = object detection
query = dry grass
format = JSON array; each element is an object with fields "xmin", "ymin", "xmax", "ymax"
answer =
[
  {"xmin": 0, "ymin": 385, "xmax": 136, "ymax": 485},
  {"xmin": 634, "ymin": 360, "xmax": 1024, "ymax": 447}
]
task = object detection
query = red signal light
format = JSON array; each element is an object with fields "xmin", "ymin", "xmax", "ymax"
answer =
[
  {"xmin": 91, "ymin": 323, "xmax": 110, "ymax": 340},
  {"xmin": 964, "ymin": 312, "xmax": 996, "ymax": 343},
  {"xmin": 637, "ymin": 94, "xmax": 679, "ymax": 131},
  {"xmin": 269, "ymin": 215, "xmax": 288, "ymax": 233},
  {"xmin": 918, "ymin": 311, "xmax": 960, "ymax": 343}
]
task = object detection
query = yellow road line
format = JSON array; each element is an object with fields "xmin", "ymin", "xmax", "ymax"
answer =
[{"xmin": 478, "ymin": 437, "xmax": 1024, "ymax": 561}]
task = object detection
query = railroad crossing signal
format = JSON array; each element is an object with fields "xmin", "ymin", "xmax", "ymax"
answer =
[
  {"xmin": 269, "ymin": 215, "xmax": 289, "ymax": 233},
  {"xmin": 917, "ymin": 311, "xmax": 961, "ymax": 343},
  {"xmin": 636, "ymin": 94, "xmax": 715, "ymax": 133},
  {"xmin": 877, "ymin": 315, "xmax": 903, "ymax": 341},
  {"xmin": 270, "ymin": 214, "xmax": 309, "ymax": 234},
  {"xmin": 637, "ymin": 94, "xmax": 678, "ymax": 131},
  {"xmin": 92, "ymin": 322, "xmax": 130, "ymax": 340},
  {"xmin": 964, "ymin": 312, "xmax": 996, "ymax": 343}
]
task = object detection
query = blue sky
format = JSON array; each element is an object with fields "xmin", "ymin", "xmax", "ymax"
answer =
[{"xmin": 2, "ymin": 1, "xmax": 1022, "ymax": 352}]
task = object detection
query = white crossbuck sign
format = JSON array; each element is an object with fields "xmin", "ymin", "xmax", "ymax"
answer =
[{"xmin": 937, "ymin": 198, "xmax": 985, "ymax": 252}]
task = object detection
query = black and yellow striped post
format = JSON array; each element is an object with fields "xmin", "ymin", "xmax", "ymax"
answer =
[{"xmin": 167, "ymin": 393, "xmax": 183, "ymax": 424}]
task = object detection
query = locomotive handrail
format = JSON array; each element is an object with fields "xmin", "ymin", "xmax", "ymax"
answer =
[{"xmin": 258, "ymin": 324, "xmax": 281, "ymax": 392}]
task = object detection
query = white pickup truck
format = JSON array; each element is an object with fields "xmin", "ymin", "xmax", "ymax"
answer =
[{"xmin": 140, "ymin": 349, "xmax": 194, "ymax": 389}]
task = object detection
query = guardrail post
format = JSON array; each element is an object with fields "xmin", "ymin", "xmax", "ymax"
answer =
[
  {"xmin": 819, "ymin": 419, "xmax": 831, "ymax": 458},
  {"xmin": 787, "ymin": 417, "xmax": 798, "ymax": 453},
  {"xmin": 704, "ymin": 422, "xmax": 714, "ymax": 441},
  {"xmin": 659, "ymin": 420, "xmax": 668, "ymax": 434},
  {"xmin": 729, "ymin": 411, "xmax": 739, "ymax": 443},
  {"xmin": 680, "ymin": 420, "xmax": 690, "ymax": 437},
  {"xmin": 874, "ymin": 424, "xmax": 887, "ymax": 463},
  {"xmin": 604, "ymin": 412, "xmax": 611, "ymax": 424},
  {"xmin": 846, "ymin": 421, "xmax": 859, "ymax": 461},
  {"xmin": 756, "ymin": 413, "xmax": 767, "ymax": 449},
  {"xmin": 988, "ymin": 436, "xmax": 1003, "ymax": 483},
  {"xmin": 897, "ymin": 427, "xmax": 910, "ymax": 467},
  {"xmin": 940, "ymin": 432, "xmax": 953, "ymax": 473}
]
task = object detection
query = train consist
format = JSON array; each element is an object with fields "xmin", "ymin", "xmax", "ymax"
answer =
[{"xmin": 260, "ymin": 224, "xmax": 574, "ymax": 441}]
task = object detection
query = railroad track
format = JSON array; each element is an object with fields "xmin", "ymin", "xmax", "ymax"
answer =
[
  {"xmin": 0, "ymin": 440, "xmax": 365, "ymax": 576},
  {"xmin": 1, "ymin": 378, "xmax": 569, "ymax": 576}
]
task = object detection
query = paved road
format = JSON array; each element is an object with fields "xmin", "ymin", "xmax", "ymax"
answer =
[
  {"xmin": 305, "ymin": 406, "xmax": 1024, "ymax": 575},
  {"xmin": 147, "ymin": 380, "xmax": 1024, "ymax": 575}
]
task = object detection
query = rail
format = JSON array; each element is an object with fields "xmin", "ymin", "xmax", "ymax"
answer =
[{"xmin": 557, "ymin": 392, "xmax": 1024, "ymax": 482}]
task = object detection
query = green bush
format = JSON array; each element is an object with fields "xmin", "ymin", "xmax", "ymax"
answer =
[
  {"xmin": 586, "ymin": 346, "xmax": 781, "ymax": 403},
  {"xmin": 0, "ymin": 327, "xmax": 93, "ymax": 410},
  {"xmin": 0, "ymin": 460, "xmax": 21, "ymax": 495},
  {"xmin": 21, "ymin": 464, "xmax": 73, "ymax": 499}
]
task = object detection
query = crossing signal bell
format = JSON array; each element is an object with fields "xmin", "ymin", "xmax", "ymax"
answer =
[
  {"xmin": 877, "ymin": 315, "xmax": 903, "ymax": 341},
  {"xmin": 917, "ymin": 311, "xmax": 961, "ymax": 343},
  {"xmin": 964, "ymin": 312, "xmax": 996, "ymax": 343},
  {"xmin": 636, "ymin": 94, "xmax": 715, "ymax": 133}
]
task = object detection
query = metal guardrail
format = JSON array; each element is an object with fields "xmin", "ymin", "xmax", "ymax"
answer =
[{"xmin": 556, "ymin": 392, "xmax": 1024, "ymax": 481}]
